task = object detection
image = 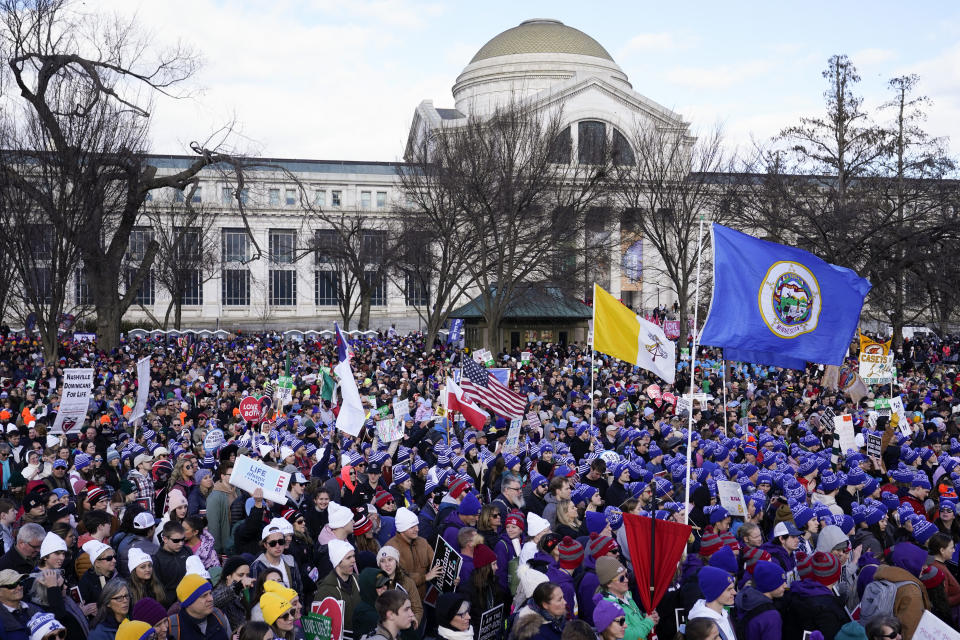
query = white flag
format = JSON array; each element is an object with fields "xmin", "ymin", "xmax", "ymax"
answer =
[
  {"xmin": 334, "ymin": 359, "xmax": 366, "ymax": 437},
  {"xmin": 634, "ymin": 315, "xmax": 677, "ymax": 384}
]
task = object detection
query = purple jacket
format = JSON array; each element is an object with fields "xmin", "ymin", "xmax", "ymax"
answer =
[
  {"xmin": 760, "ymin": 541, "xmax": 796, "ymax": 572},
  {"xmin": 576, "ymin": 554, "xmax": 600, "ymax": 624},
  {"xmin": 734, "ymin": 586, "xmax": 781, "ymax": 640},
  {"xmin": 546, "ymin": 563, "xmax": 577, "ymax": 619},
  {"xmin": 442, "ymin": 511, "xmax": 468, "ymax": 551}
]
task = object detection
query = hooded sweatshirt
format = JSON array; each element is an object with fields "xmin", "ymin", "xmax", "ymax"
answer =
[
  {"xmin": 688, "ymin": 599, "xmax": 737, "ymax": 640},
  {"xmin": 734, "ymin": 586, "xmax": 781, "ymax": 640}
]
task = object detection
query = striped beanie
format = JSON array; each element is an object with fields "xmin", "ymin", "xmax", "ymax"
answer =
[
  {"xmin": 505, "ymin": 510, "xmax": 525, "ymax": 531},
  {"xmin": 587, "ymin": 533, "xmax": 617, "ymax": 560},
  {"xmin": 177, "ymin": 574, "xmax": 212, "ymax": 608},
  {"xmin": 719, "ymin": 532, "xmax": 740, "ymax": 552},
  {"xmin": 743, "ymin": 547, "xmax": 771, "ymax": 574},
  {"xmin": 810, "ymin": 551, "xmax": 842, "ymax": 587},
  {"xmin": 557, "ymin": 536, "xmax": 584, "ymax": 570},
  {"xmin": 796, "ymin": 551, "xmax": 813, "ymax": 579},
  {"xmin": 699, "ymin": 532, "xmax": 723, "ymax": 557},
  {"xmin": 920, "ymin": 564, "xmax": 945, "ymax": 590},
  {"xmin": 448, "ymin": 476, "xmax": 471, "ymax": 499}
]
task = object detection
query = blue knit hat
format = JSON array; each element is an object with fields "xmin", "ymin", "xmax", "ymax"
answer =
[
  {"xmin": 792, "ymin": 505, "xmax": 815, "ymax": 529},
  {"xmin": 709, "ymin": 546, "xmax": 738, "ymax": 574},
  {"xmin": 585, "ymin": 510, "xmax": 608, "ymax": 535},
  {"xmin": 881, "ymin": 491, "xmax": 900, "ymax": 511},
  {"xmin": 698, "ymin": 566, "xmax": 735, "ymax": 602},
  {"xmin": 753, "ymin": 560, "xmax": 786, "ymax": 593},
  {"xmin": 458, "ymin": 493, "xmax": 481, "ymax": 516}
]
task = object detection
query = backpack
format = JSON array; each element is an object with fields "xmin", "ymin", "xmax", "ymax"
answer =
[
  {"xmin": 859, "ymin": 579, "xmax": 918, "ymax": 625},
  {"xmin": 168, "ymin": 609, "xmax": 229, "ymax": 640},
  {"xmin": 734, "ymin": 602, "xmax": 777, "ymax": 640},
  {"xmin": 430, "ymin": 503, "xmax": 457, "ymax": 546}
]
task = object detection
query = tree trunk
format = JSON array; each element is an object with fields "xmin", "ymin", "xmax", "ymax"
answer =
[
  {"xmin": 91, "ymin": 268, "xmax": 123, "ymax": 352},
  {"xmin": 175, "ymin": 301, "xmax": 183, "ymax": 330},
  {"xmin": 40, "ymin": 318, "xmax": 58, "ymax": 363},
  {"xmin": 358, "ymin": 294, "xmax": 372, "ymax": 331}
]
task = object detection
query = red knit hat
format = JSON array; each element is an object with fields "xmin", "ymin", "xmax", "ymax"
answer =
[
  {"xmin": 473, "ymin": 544, "xmax": 497, "ymax": 569},
  {"xmin": 743, "ymin": 547, "xmax": 772, "ymax": 574},
  {"xmin": 374, "ymin": 489, "xmax": 394, "ymax": 508},
  {"xmin": 557, "ymin": 536, "xmax": 584, "ymax": 570},
  {"xmin": 719, "ymin": 532, "xmax": 740, "ymax": 552},
  {"xmin": 587, "ymin": 533, "xmax": 617, "ymax": 560},
  {"xmin": 449, "ymin": 476, "xmax": 471, "ymax": 500},
  {"xmin": 87, "ymin": 486, "xmax": 108, "ymax": 506},
  {"xmin": 795, "ymin": 552, "xmax": 813, "ymax": 579},
  {"xmin": 281, "ymin": 508, "xmax": 301, "ymax": 523},
  {"xmin": 506, "ymin": 510, "xmax": 525, "ymax": 531},
  {"xmin": 810, "ymin": 551, "xmax": 841, "ymax": 587},
  {"xmin": 920, "ymin": 564, "xmax": 945, "ymax": 590},
  {"xmin": 353, "ymin": 514, "xmax": 373, "ymax": 536},
  {"xmin": 699, "ymin": 532, "xmax": 723, "ymax": 557}
]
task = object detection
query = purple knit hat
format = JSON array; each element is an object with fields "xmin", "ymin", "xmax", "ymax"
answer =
[
  {"xmin": 131, "ymin": 597, "xmax": 167, "ymax": 626},
  {"xmin": 592, "ymin": 596, "xmax": 624, "ymax": 631}
]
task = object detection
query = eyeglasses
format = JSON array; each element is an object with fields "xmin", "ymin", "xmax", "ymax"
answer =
[
  {"xmin": 878, "ymin": 633, "xmax": 899, "ymax": 640},
  {"xmin": 0, "ymin": 580, "xmax": 25, "ymax": 589},
  {"xmin": 616, "ymin": 574, "xmax": 628, "ymax": 582},
  {"xmin": 100, "ymin": 555, "xmax": 117, "ymax": 562},
  {"xmin": 168, "ymin": 538, "xmax": 185, "ymax": 544},
  {"xmin": 46, "ymin": 631, "xmax": 67, "ymax": 640},
  {"xmin": 613, "ymin": 617, "xmax": 626, "ymax": 626},
  {"xmin": 490, "ymin": 514, "xmax": 501, "ymax": 519},
  {"xmin": 28, "ymin": 542, "xmax": 42, "ymax": 551},
  {"xmin": 267, "ymin": 538, "xmax": 286, "ymax": 547},
  {"xmin": 295, "ymin": 519, "xmax": 305, "ymax": 525},
  {"xmin": 112, "ymin": 593, "xmax": 130, "ymax": 601},
  {"xmin": 278, "ymin": 611, "xmax": 295, "ymax": 620},
  {"xmin": 455, "ymin": 607, "xmax": 471, "ymax": 618}
]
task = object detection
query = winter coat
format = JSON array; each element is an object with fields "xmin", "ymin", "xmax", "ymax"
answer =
[
  {"xmin": 386, "ymin": 533, "xmax": 435, "ymax": 598},
  {"xmin": 688, "ymin": 599, "xmax": 737, "ymax": 640},
  {"xmin": 760, "ymin": 541, "xmax": 796, "ymax": 573},
  {"xmin": 441, "ymin": 511, "xmax": 469, "ymax": 551},
  {"xmin": 88, "ymin": 618, "xmax": 121, "ymax": 640},
  {"xmin": 211, "ymin": 580, "xmax": 248, "ymax": 632},
  {"xmin": 545, "ymin": 564, "xmax": 577, "ymax": 618},
  {"xmin": 851, "ymin": 528, "xmax": 882, "ymax": 559},
  {"xmin": 315, "ymin": 570, "xmax": 361, "ymax": 640},
  {"xmin": 250, "ymin": 551, "xmax": 304, "ymax": 595},
  {"xmin": 167, "ymin": 607, "xmax": 231, "ymax": 640},
  {"xmin": 189, "ymin": 530, "xmax": 221, "ymax": 569},
  {"xmin": 781, "ymin": 579, "xmax": 848, "ymax": 640},
  {"xmin": 354, "ymin": 567, "xmax": 383, "ymax": 639},
  {"xmin": 494, "ymin": 534, "xmax": 520, "ymax": 593},
  {"xmin": 154, "ymin": 546, "xmax": 192, "ymax": 606},
  {"xmin": 576, "ymin": 554, "xmax": 601, "ymax": 624},
  {"xmin": 187, "ymin": 485, "xmax": 208, "ymax": 518},
  {"xmin": 734, "ymin": 586, "xmax": 782, "ymax": 640},
  {"xmin": 600, "ymin": 590, "xmax": 655, "ymax": 640},
  {"xmin": 542, "ymin": 494, "xmax": 559, "ymax": 529},
  {"xmin": 931, "ymin": 559, "xmax": 960, "ymax": 608},
  {"xmin": 206, "ymin": 482, "xmax": 237, "ymax": 555},
  {"xmin": 872, "ymin": 565, "xmax": 931, "ymax": 640},
  {"xmin": 0, "ymin": 601, "xmax": 41, "ymax": 640},
  {"xmin": 509, "ymin": 602, "xmax": 565, "ymax": 640}
]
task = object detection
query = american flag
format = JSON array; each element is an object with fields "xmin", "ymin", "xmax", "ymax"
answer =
[{"xmin": 460, "ymin": 357, "xmax": 526, "ymax": 418}]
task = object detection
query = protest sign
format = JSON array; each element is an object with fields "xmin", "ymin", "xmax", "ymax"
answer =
[
  {"xmin": 477, "ymin": 604, "xmax": 505, "ymax": 640},
  {"xmin": 525, "ymin": 411, "xmax": 541, "ymax": 429},
  {"xmin": 275, "ymin": 375, "xmax": 295, "ymax": 408},
  {"xmin": 716, "ymin": 480, "xmax": 747, "ymax": 517},
  {"xmin": 239, "ymin": 396, "xmax": 265, "ymax": 424},
  {"xmin": 73, "ymin": 332, "xmax": 96, "ymax": 342},
  {"xmin": 889, "ymin": 396, "xmax": 909, "ymax": 433},
  {"xmin": 310, "ymin": 599, "xmax": 343, "ymax": 640},
  {"xmin": 229, "ymin": 454, "xmax": 291, "ymax": 503},
  {"xmin": 664, "ymin": 320, "xmax": 680, "ymax": 339},
  {"xmin": 860, "ymin": 353, "xmax": 894, "ymax": 385},
  {"xmin": 912, "ymin": 610, "xmax": 959, "ymax": 640},
  {"xmin": 866, "ymin": 433, "xmax": 882, "ymax": 458},
  {"xmin": 203, "ymin": 428, "xmax": 225, "ymax": 454},
  {"xmin": 129, "ymin": 357, "xmax": 151, "ymax": 422},
  {"xmin": 431, "ymin": 536, "xmax": 463, "ymax": 593},
  {"xmin": 376, "ymin": 417, "xmax": 404, "ymax": 442},
  {"xmin": 393, "ymin": 397, "xmax": 411, "ymax": 422},
  {"xmin": 520, "ymin": 351, "xmax": 531, "ymax": 364},
  {"xmin": 302, "ymin": 612, "xmax": 332, "ymax": 640},
  {"xmin": 51, "ymin": 368, "xmax": 94, "ymax": 433},
  {"xmin": 503, "ymin": 418, "xmax": 521, "ymax": 454},
  {"xmin": 833, "ymin": 415, "xmax": 856, "ymax": 455}
]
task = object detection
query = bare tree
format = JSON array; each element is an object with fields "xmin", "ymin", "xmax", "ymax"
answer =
[
  {"xmin": 613, "ymin": 124, "xmax": 731, "ymax": 347},
  {"xmin": 144, "ymin": 185, "xmax": 221, "ymax": 329},
  {"xmin": 424, "ymin": 101, "xmax": 612, "ymax": 351},
  {"xmin": 0, "ymin": 0, "xmax": 254, "ymax": 351}
]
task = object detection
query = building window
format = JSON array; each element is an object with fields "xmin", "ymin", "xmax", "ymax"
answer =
[
  {"xmin": 270, "ymin": 269, "xmax": 296, "ymax": 306},
  {"xmin": 314, "ymin": 190, "xmax": 326, "ymax": 207},
  {"xmin": 364, "ymin": 271, "xmax": 385, "ymax": 306},
  {"xmin": 362, "ymin": 231, "xmax": 385, "ymax": 261},
  {"xmin": 222, "ymin": 229, "xmax": 249, "ymax": 264},
  {"xmin": 269, "ymin": 229, "xmax": 296, "ymax": 264},
  {"xmin": 376, "ymin": 191, "xmax": 387, "ymax": 208},
  {"xmin": 315, "ymin": 270, "xmax": 339, "ymax": 306},
  {"xmin": 405, "ymin": 273, "xmax": 428, "ymax": 307},
  {"xmin": 548, "ymin": 126, "xmax": 572, "ymax": 164},
  {"xmin": 26, "ymin": 267, "xmax": 52, "ymax": 304},
  {"xmin": 222, "ymin": 269, "xmax": 250, "ymax": 306},
  {"xmin": 269, "ymin": 188, "xmax": 280, "ymax": 206},
  {"xmin": 179, "ymin": 269, "xmax": 202, "ymax": 305},
  {"xmin": 612, "ymin": 129, "xmax": 634, "ymax": 166},
  {"xmin": 173, "ymin": 189, "xmax": 185, "ymax": 203},
  {"xmin": 75, "ymin": 268, "xmax": 92, "ymax": 305},
  {"xmin": 126, "ymin": 228, "xmax": 154, "ymax": 305},
  {"xmin": 145, "ymin": 191, "xmax": 153, "ymax": 202},
  {"xmin": 285, "ymin": 189, "xmax": 297, "ymax": 206},
  {"xmin": 191, "ymin": 186, "xmax": 202, "ymax": 203},
  {"xmin": 360, "ymin": 191, "xmax": 371, "ymax": 209},
  {"xmin": 125, "ymin": 268, "xmax": 155, "ymax": 305},
  {"xmin": 578, "ymin": 121, "xmax": 607, "ymax": 164},
  {"xmin": 332, "ymin": 190, "xmax": 342, "ymax": 207},
  {"xmin": 314, "ymin": 229, "xmax": 338, "ymax": 265},
  {"xmin": 221, "ymin": 187, "xmax": 232, "ymax": 204}
]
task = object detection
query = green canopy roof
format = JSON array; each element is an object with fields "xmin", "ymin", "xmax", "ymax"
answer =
[{"xmin": 450, "ymin": 286, "xmax": 593, "ymax": 320}]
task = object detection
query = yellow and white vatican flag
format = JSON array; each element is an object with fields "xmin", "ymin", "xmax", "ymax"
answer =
[{"xmin": 593, "ymin": 284, "xmax": 676, "ymax": 384}]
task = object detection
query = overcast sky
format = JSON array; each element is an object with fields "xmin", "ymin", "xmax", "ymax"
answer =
[{"xmin": 99, "ymin": 0, "xmax": 960, "ymax": 163}]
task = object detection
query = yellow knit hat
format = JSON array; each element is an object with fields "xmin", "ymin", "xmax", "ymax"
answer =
[
  {"xmin": 260, "ymin": 592, "xmax": 292, "ymax": 625},
  {"xmin": 263, "ymin": 580, "xmax": 297, "ymax": 603},
  {"xmin": 176, "ymin": 574, "xmax": 212, "ymax": 607},
  {"xmin": 116, "ymin": 620, "xmax": 156, "ymax": 640}
]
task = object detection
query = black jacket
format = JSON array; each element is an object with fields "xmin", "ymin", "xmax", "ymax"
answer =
[{"xmin": 154, "ymin": 546, "xmax": 192, "ymax": 606}]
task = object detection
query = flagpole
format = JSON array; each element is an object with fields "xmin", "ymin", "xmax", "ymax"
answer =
[
  {"xmin": 684, "ymin": 218, "xmax": 706, "ymax": 526},
  {"xmin": 721, "ymin": 352, "xmax": 728, "ymax": 437},
  {"xmin": 591, "ymin": 284, "xmax": 596, "ymax": 427}
]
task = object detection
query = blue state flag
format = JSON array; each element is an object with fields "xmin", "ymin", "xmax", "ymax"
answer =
[{"xmin": 699, "ymin": 224, "xmax": 871, "ymax": 367}]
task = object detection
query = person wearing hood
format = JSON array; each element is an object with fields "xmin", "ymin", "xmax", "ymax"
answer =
[
  {"xmin": 815, "ymin": 525, "xmax": 858, "ymax": 606},
  {"xmin": 205, "ymin": 463, "xmax": 237, "ymax": 555},
  {"xmin": 688, "ymin": 567, "xmax": 737, "ymax": 640},
  {"xmin": 733, "ymin": 560, "xmax": 786, "ymax": 640},
  {"xmin": 546, "ymin": 536, "xmax": 582, "ymax": 619},
  {"xmin": 781, "ymin": 552, "xmax": 850, "ymax": 640},
  {"xmin": 760, "ymin": 521, "xmax": 800, "ymax": 577},
  {"xmin": 353, "ymin": 567, "xmax": 391, "ymax": 638},
  {"xmin": 870, "ymin": 542, "xmax": 932, "ymax": 640}
]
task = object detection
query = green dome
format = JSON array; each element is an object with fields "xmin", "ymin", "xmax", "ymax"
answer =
[{"xmin": 470, "ymin": 19, "xmax": 614, "ymax": 63}]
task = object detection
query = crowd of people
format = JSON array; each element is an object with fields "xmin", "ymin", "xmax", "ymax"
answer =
[{"xmin": 0, "ymin": 329, "xmax": 958, "ymax": 640}]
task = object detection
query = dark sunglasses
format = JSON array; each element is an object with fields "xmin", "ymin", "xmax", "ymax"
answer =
[
  {"xmin": 878, "ymin": 633, "xmax": 899, "ymax": 640},
  {"xmin": 100, "ymin": 555, "xmax": 117, "ymax": 562},
  {"xmin": 0, "ymin": 578, "xmax": 26, "ymax": 588},
  {"xmin": 266, "ymin": 538, "xmax": 287, "ymax": 547},
  {"xmin": 168, "ymin": 538, "xmax": 185, "ymax": 544},
  {"xmin": 279, "ymin": 611, "xmax": 295, "ymax": 620},
  {"xmin": 613, "ymin": 617, "xmax": 626, "ymax": 625}
]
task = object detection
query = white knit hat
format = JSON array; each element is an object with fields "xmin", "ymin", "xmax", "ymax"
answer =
[
  {"xmin": 29, "ymin": 612, "xmax": 64, "ymax": 640},
  {"xmin": 527, "ymin": 512, "xmax": 550, "ymax": 538},
  {"xmin": 185, "ymin": 555, "xmax": 211, "ymax": 580},
  {"xmin": 328, "ymin": 539, "xmax": 354, "ymax": 568},
  {"xmin": 377, "ymin": 545, "xmax": 400, "ymax": 563},
  {"xmin": 39, "ymin": 532, "xmax": 67, "ymax": 558},
  {"xmin": 327, "ymin": 502, "xmax": 353, "ymax": 529},
  {"xmin": 394, "ymin": 507, "xmax": 419, "ymax": 533},
  {"xmin": 128, "ymin": 547, "xmax": 152, "ymax": 573},
  {"xmin": 81, "ymin": 539, "xmax": 111, "ymax": 563}
]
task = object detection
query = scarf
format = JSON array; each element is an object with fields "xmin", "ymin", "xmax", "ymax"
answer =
[
  {"xmin": 437, "ymin": 627, "xmax": 474, "ymax": 640},
  {"xmin": 526, "ymin": 599, "xmax": 565, "ymax": 635}
]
